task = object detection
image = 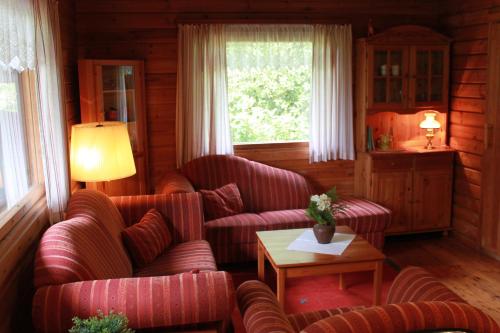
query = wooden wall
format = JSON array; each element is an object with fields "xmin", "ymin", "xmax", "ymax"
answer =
[
  {"xmin": 441, "ymin": 0, "xmax": 495, "ymax": 247},
  {"xmin": 75, "ymin": 0, "xmax": 441, "ymax": 195}
]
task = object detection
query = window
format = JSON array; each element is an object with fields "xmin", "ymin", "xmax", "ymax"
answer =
[
  {"xmin": 227, "ymin": 41, "xmax": 312, "ymax": 144},
  {"xmin": 0, "ymin": 70, "xmax": 41, "ymax": 217}
]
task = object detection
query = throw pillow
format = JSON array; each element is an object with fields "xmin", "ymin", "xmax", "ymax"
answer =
[
  {"xmin": 122, "ymin": 208, "xmax": 172, "ymax": 267},
  {"xmin": 200, "ymin": 183, "xmax": 244, "ymax": 220}
]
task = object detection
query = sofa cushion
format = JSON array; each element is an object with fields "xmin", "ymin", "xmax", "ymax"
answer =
[
  {"xmin": 336, "ymin": 198, "xmax": 391, "ymax": 233},
  {"xmin": 34, "ymin": 217, "xmax": 133, "ymax": 288},
  {"xmin": 181, "ymin": 155, "xmax": 313, "ymax": 213},
  {"xmin": 259, "ymin": 209, "xmax": 314, "ymax": 230},
  {"xmin": 134, "ymin": 240, "xmax": 217, "ymax": 277},
  {"xmin": 111, "ymin": 192, "xmax": 205, "ymax": 244},
  {"xmin": 200, "ymin": 183, "xmax": 245, "ymax": 220},
  {"xmin": 122, "ymin": 209, "xmax": 172, "ymax": 268},
  {"xmin": 205, "ymin": 213, "xmax": 267, "ymax": 245}
]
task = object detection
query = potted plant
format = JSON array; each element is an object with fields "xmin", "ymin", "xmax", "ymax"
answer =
[
  {"xmin": 69, "ymin": 310, "xmax": 134, "ymax": 333},
  {"xmin": 305, "ymin": 187, "xmax": 345, "ymax": 244}
]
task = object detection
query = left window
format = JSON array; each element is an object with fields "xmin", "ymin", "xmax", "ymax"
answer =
[{"xmin": 0, "ymin": 70, "xmax": 41, "ymax": 217}]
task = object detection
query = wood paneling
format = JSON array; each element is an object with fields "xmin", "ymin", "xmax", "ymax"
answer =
[
  {"xmin": 441, "ymin": 1, "xmax": 495, "ymax": 247},
  {"xmin": 0, "ymin": 188, "xmax": 49, "ymax": 333},
  {"xmin": 75, "ymin": 0, "xmax": 441, "ymax": 194}
]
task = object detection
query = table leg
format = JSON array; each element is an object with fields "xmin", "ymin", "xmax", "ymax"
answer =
[
  {"xmin": 277, "ymin": 268, "xmax": 286, "ymax": 307},
  {"xmin": 373, "ymin": 260, "xmax": 383, "ymax": 306},
  {"xmin": 257, "ymin": 240, "xmax": 265, "ymax": 281},
  {"xmin": 339, "ymin": 273, "xmax": 345, "ymax": 290}
]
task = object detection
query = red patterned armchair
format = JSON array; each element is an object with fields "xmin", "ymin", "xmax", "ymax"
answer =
[
  {"xmin": 157, "ymin": 155, "xmax": 391, "ymax": 264},
  {"xmin": 32, "ymin": 189, "xmax": 235, "ymax": 332},
  {"xmin": 237, "ymin": 266, "xmax": 499, "ymax": 333}
]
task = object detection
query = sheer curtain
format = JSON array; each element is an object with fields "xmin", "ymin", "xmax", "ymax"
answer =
[
  {"xmin": 310, "ymin": 25, "xmax": 354, "ymax": 162},
  {"xmin": 0, "ymin": 0, "xmax": 35, "ymax": 210},
  {"xmin": 34, "ymin": 0, "xmax": 70, "ymax": 223},
  {"xmin": 176, "ymin": 24, "xmax": 233, "ymax": 167},
  {"xmin": 0, "ymin": 70, "xmax": 30, "ymax": 207}
]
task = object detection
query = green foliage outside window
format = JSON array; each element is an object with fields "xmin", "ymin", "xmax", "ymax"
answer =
[{"xmin": 227, "ymin": 42, "xmax": 312, "ymax": 144}]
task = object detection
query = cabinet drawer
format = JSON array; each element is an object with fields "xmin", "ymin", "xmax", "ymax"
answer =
[
  {"xmin": 414, "ymin": 153, "xmax": 454, "ymax": 171},
  {"xmin": 372, "ymin": 156, "xmax": 413, "ymax": 171}
]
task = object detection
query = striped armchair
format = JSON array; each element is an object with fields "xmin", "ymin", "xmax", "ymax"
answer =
[
  {"xmin": 237, "ymin": 266, "xmax": 499, "ymax": 333},
  {"xmin": 32, "ymin": 189, "xmax": 235, "ymax": 333},
  {"xmin": 158, "ymin": 155, "xmax": 391, "ymax": 264}
]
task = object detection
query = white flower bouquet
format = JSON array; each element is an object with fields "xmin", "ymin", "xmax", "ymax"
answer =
[{"xmin": 305, "ymin": 187, "xmax": 345, "ymax": 226}]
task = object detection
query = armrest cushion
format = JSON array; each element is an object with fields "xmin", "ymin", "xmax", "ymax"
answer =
[
  {"xmin": 155, "ymin": 171, "xmax": 195, "ymax": 195},
  {"xmin": 302, "ymin": 302, "xmax": 499, "ymax": 333},
  {"xmin": 236, "ymin": 280, "xmax": 295, "ymax": 333},
  {"xmin": 111, "ymin": 192, "xmax": 205, "ymax": 243},
  {"xmin": 32, "ymin": 271, "xmax": 234, "ymax": 333},
  {"xmin": 387, "ymin": 266, "xmax": 464, "ymax": 304}
]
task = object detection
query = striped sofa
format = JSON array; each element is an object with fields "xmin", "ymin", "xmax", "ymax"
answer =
[
  {"xmin": 158, "ymin": 155, "xmax": 391, "ymax": 264},
  {"xmin": 32, "ymin": 189, "xmax": 235, "ymax": 333},
  {"xmin": 237, "ymin": 266, "xmax": 499, "ymax": 333}
]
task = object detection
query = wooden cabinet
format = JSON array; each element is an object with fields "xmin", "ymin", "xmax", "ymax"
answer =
[
  {"xmin": 363, "ymin": 26, "xmax": 450, "ymax": 113},
  {"xmin": 356, "ymin": 150, "xmax": 454, "ymax": 235},
  {"xmin": 78, "ymin": 59, "xmax": 149, "ymax": 195}
]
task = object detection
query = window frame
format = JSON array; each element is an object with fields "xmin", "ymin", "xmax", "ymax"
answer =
[{"xmin": 0, "ymin": 70, "xmax": 44, "ymax": 234}]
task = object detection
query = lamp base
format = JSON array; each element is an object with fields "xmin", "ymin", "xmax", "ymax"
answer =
[{"xmin": 424, "ymin": 130, "xmax": 435, "ymax": 150}]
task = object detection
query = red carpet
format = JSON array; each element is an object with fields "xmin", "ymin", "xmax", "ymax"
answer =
[{"xmin": 224, "ymin": 261, "xmax": 399, "ymax": 332}]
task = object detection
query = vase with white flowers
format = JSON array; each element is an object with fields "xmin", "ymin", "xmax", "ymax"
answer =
[{"xmin": 305, "ymin": 187, "xmax": 345, "ymax": 244}]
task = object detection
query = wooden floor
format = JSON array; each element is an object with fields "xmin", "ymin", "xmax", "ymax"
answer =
[{"xmin": 385, "ymin": 233, "xmax": 500, "ymax": 324}]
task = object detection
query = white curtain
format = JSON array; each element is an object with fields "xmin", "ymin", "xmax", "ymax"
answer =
[
  {"xmin": 310, "ymin": 25, "xmax": 354, "ymax": 162},
  {"xmin": 0, "ymin": 70, "xmax": 30, "ymax": 207},
  {"xmin": 34, "ymin": 0, "xmax": 70, "ymax": 223},
  {"xmin": 176, "ymin": 24, "xmax": 233, "ymax": 167},
  {"xmin": 0, "ymin": 0, "xmax": 34, "ymax": 209},
  {"xmin": 0, "ymin": 0, "xmax": 36, "ymax": 72}
]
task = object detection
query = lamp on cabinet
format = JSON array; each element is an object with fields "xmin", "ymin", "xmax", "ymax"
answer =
[
  {"xmin": 70, "ymin": 121, "xmax": 136, "ymax": 182},
  {"xmin": 419, "ymin": 112, "xmax": 441, "ymax": 150}
]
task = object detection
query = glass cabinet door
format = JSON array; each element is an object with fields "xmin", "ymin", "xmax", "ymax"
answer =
[
  {"xmin": 370, "ymin": 47, "xmax": 407, "ymax": 110},
  {"xmin": 412, "ymin": 47, "xmax": 447, "ymax": 108},
  {"xmin": 99, "ymin": 65, "xmax": 139, "ymax": 152},
  {"xmin": 78, "ymin": 59, "xmax": 148, "ymax": 195}
]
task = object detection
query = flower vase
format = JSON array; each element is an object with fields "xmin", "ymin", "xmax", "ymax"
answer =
[{"xmin": 313, "ymin": 224, "xmax": 336, "ymax": 244}]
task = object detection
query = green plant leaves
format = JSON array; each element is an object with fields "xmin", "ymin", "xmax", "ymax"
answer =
[
  {"xmin": 69, "ymin": 311, "xmax": 134, "ymax": 333},
  {"xmin": 305, "ymin": 187, "xmax": 346, "ymax": 226}
]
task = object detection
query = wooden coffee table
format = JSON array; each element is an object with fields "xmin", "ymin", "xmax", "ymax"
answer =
[{"xmin": 256, "ymin": 226, "xmax": 385, "ymax": 307}]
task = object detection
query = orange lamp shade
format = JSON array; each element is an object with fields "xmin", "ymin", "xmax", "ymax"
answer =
[
  {"xmin": 419, "ymin": 112, "xmax": 441, "ymax": 129},
  {"xmin": 70, "ymin": 122, "xmax": 136, "ymax": 182}
]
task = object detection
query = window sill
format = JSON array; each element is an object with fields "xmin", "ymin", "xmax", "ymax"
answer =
[
  {"xmin": 0, "ymin": 184, "xmax": 45, "ymax": 241},
  {"xmin": 234, "ymin": 141, "xmax": 309, "ymax": 150}
]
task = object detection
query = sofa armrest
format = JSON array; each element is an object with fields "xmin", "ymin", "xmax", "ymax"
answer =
[
  {"xmin": 155, "ymin": 171, "xmax": 195, "ymax": 195},
  {"xmin": 111, "ymin": 192, "xmax": 205, "ymax": 243},
  {"xmin": 302, "ymin": 301, "xmax": 499, "ymax": 333},
  {"xmin": 32, "ymin": 271, "xmax": 234, "ymax": 333},
  {"xmin": 236, "ymin": 280, "xmax": 295, "ymax": 333},
  {"xmin": 386, "ymin": 266, "xmax": 465, "ymax": 304},
  {"xmin": 287, "ymin": 307, "xmax": 363, "ymax": 332}
]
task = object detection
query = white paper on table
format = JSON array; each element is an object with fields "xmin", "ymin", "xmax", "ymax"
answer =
[{"xmin": 286, "ymin": 229, "xmax": 355, "ymax": 256}]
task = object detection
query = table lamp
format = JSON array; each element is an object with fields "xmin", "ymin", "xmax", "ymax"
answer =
[
  {"xmin": 70, "ymin": 122, "xmax": 136, "ymax": 182},
  {"xmin": 419, "ymin": 112, "xmax": 441, "ymax": 150}
]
